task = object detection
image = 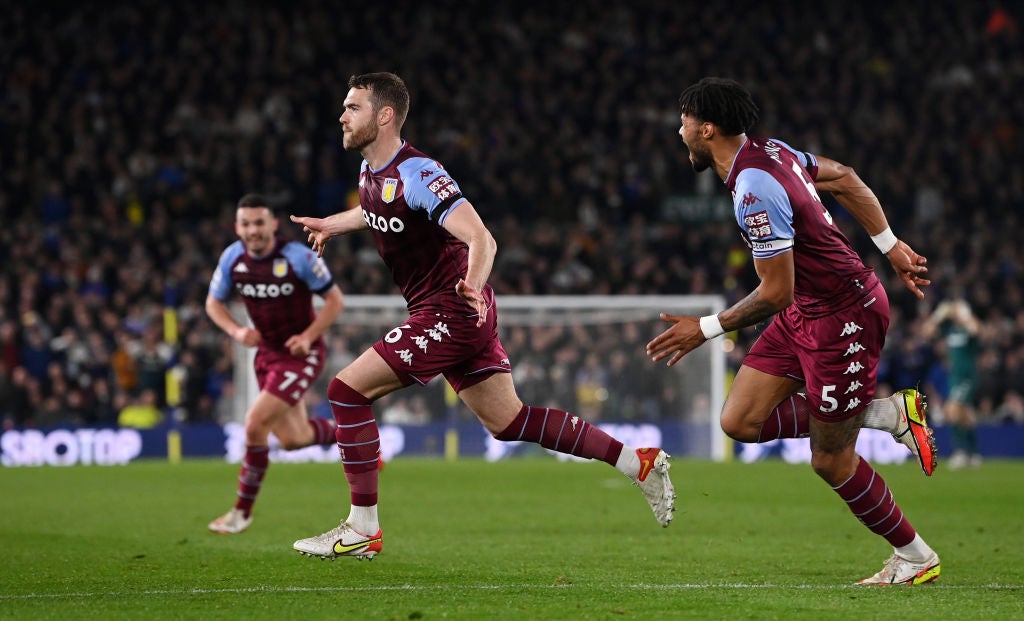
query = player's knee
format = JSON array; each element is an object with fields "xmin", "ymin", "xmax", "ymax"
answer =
[
  {"xmin": 244, "ymin": 419, "xmax": 271, "ymax": 443},
  {"xmin": 720, "ymin": 412, "xmax": 759, "ymax": 443},
  {"xmin": 277, "ymin": 436, "xmax": 304, "ymax": 450},
  {"xmin": 327, "ymin": 378, "xmax": 373, "ymax": 422}
]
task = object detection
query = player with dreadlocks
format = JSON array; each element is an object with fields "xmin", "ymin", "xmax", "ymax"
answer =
[{"xmin": 646, "ymin": 77, "xmax": 941, "ymax": 585}]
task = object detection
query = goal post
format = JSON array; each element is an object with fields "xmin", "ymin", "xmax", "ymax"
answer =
[{"xmin": 232, "ymin": 294, "xmax": 730, "ymax": 461}]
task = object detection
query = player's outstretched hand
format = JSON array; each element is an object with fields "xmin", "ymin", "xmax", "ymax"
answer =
[
  {"xmin": 455, "ymin": 278, "xmax": 487, "ymax": 326},
  {"xmin": 886, "ymin": 239, "xmax": 930, "ymax": 299},
  {"xmin": 290, "ymin": 215, "xmax": 332, "ymax": 257},
  {"xmin": 646, "ymin": 313, "xmax": 704, "ymax": 367}
]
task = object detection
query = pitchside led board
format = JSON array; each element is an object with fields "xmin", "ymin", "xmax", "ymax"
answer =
[{"xmin": 0, "ymin": 421, "xmax": 916, "ymax": 468}]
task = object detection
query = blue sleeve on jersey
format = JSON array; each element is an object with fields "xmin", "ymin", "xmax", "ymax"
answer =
[
  {"xmin": 209, "ymin": 242, "xmax": 246, "ymax": 301},
  {"xmin": 281, "ymin": 242, "xmax": 335, "ymax": 294},
  {"xmin": 771, "ymin": 138, "xmax": 818, "ymax": 176},
  {"xmin": 397, "ymin": 157, "xmax": 468, "ymax": 222},
  {"xmin": 734, "ymin": 168, "xmax": 796, "ymax": 259}
]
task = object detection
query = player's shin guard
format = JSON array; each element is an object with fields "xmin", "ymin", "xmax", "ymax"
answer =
[
  {"xmin": 757, "ymin": 394, "xmax": 811, "ymax": 442},
  {"xmin": 235, "ymin": 445, "xmax": 270, "ymax": 517},
  {"xmin": 833, "ymin": 457, "xmax": 916, "ymax": 547},
  {"xmin": 494, "ymin": 405, "xmax": 623, "ymax": 466},
  {"xmin": 328, "ymin": 378, "xmax": 380, "ymax": 507}
]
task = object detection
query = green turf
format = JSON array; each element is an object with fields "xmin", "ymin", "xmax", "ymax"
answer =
[{"xmin": 1, "ymin": 457, "xmax": 1022, "ymax": 620}]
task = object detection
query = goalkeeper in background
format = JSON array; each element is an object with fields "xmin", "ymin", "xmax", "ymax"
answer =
[{"xmin": 924, "ymin": 297, "xmax": 982, "ymax": 469}]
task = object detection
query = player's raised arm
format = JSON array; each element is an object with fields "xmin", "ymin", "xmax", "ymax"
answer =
[
  {"xmin": 812, "ymin": 155, "xmax": 930, "ymax": 298},
  {"xmin": 290, "ymin": 207, "xmax": 369, "ymax": 257},
  {"xmin": 441, "ymin": 200, "xmax": 497, "ymax": 326}
]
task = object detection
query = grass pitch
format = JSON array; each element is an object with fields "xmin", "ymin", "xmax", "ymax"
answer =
[{"xmin": 1, "ymin": 457, "xmax": 1022, "ymax": 620}]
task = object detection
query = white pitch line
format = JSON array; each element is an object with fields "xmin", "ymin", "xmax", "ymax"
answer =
[{"xmin": 1, "ymin": 583, "xmax": 1022, "ymax": 601}]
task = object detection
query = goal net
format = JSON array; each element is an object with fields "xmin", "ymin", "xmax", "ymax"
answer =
[{"xmin": 232, "ymin": 295, "xmax": 729, "ymax": 460}]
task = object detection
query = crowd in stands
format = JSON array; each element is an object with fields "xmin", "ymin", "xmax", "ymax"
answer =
[{"xmin": 1, "ymin": 1, "xmax": 1022, "ymax": 430}]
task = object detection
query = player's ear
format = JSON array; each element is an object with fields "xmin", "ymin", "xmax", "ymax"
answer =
[{"xmin": 378, "ymin": 106, "xmax": 395, "ymax": 127}]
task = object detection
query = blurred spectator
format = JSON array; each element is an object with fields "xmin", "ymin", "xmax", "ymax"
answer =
[
  {"xmin": 117, "ymin": 389, "xmax": 164, "ymax": 429},
  {"xmin": 994, "ymin": 390, "xmax": 1024, "ymax": 425},
  {"xmin": 381, "ymin": 395, "xmax": 432, "ymax": 426},
  {"xmin": 0, "ymin": 320, "xmax": 20, "ymax": 372},
  {"xmin": 575, "ymin": 352, "xmax": 610, "ymax": 419},
  {"xmin": 110, "ymin": 330, "xmax": 140, "ymax": 395}
]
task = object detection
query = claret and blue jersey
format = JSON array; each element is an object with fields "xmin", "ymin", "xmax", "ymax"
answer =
[
  {"xmin": 209, "ymin": 237, "xmax": 335, "ymax": 349},
  {"xmin": 358, "ymin": 141, "xmax": 492, "ymax": 314},
  {"xmin": 726, "ymin": 137, "xmax": 878, "ymax": 317}
]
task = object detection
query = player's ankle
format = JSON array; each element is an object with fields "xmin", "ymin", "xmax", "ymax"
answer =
[
  {"xmin": 614, "ymin": 446, "xmax": 640, "ymax": 479},
  {"xmin": 347, "ymin": 504, "xmax": 380, "ymax": 535}
]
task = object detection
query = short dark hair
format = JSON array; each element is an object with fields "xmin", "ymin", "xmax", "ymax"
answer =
[
  {"xmin": 348, "ymin": 72, "xmax": 410, "ymax": 127},
  {"xmin": 237, "ymin": 193, "xmax": 271, "ymax": 211},
  {"xmin": 678, "ymin": 77, "xmax": 759, "ymax": 136}
]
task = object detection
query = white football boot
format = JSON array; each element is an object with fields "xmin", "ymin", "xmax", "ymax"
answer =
[
  {"xmin": 633, "ymin": 448, "xmax": 676, "ymax": 527},
  {"xmin": 293, "ymin": 521, "xmax": 383, "ymax": 560},
  {"xmin": 208, "ymin": 508, "xmax": 252, "ymax": 534}
]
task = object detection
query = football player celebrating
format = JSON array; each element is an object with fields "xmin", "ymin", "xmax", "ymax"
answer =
[
  {"xmin": 290, "ymin": 72, "xmax": 675, "ymax": 560},
  {"xmin": 647, "ymin": 77, "xmax": 939, "ymax": 585},
  {"xmin": 207, "ymin": 194, "xmax": 344, "ymax": 534}
]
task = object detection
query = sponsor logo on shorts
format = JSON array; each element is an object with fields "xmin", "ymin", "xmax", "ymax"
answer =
[
  {"xmin": 425, "ymin": 322, "xmax": 450, "ymax": 342},
  {"xmin": 843, "ymin": 361, "xmax": 865, "ymax": 374},
  {"xmin": 840, "ymin": 322, "xmax": 863, "ymax": 336},
  {"xmin": 844, "ymin": 342, "xmax": 865, "ymax": 356}
]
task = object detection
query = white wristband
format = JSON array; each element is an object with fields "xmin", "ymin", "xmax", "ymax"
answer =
[
  {"xmin": 871, "ymin": 227, "xmax": 898, "ymax": 254},
  {"xmin": 699, "ymin": 314, "xmax": 725, "ymax": 340}
]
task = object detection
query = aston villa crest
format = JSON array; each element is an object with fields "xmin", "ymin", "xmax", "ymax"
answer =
[
  {"xmin": 382, "ymin": 178, "xmax": 398, "ymax": 204},
  {"xmin": 273, "ymin": 259, "xmax": 289, "ymax": 278}
]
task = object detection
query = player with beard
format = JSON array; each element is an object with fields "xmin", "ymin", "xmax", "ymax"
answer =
[
  {"xmin": 289, "ymin": 72, "xmax": 676, "ymax": 560},
  {"xmin": 207, "ymin": 194, "xmax": 344, "ymax": 534},
  {"xmin": 647, "ymin": 77, "xmax": 940, "ymax": 584}
]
